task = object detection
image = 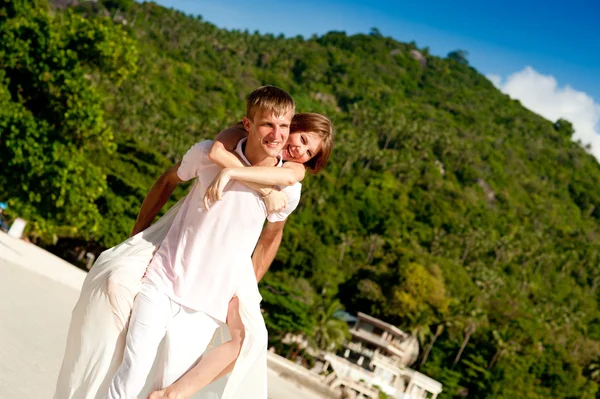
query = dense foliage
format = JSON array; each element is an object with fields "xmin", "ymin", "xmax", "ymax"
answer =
[
  {"xmin": 0, "ymin": 0, "xmax": 138, "ymax": 240},
  {"xmin": 2, "ymin": 1, "xmax": 600, "ymax": 397}
]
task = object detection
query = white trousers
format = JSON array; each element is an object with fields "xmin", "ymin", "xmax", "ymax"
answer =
[{"xmin": 105, "ymin": 281, "xmax": 219, "ymax": 399}]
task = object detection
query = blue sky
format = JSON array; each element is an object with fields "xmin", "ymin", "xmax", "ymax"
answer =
[{"xmin": 150, "ymin": 0, "xmax": 599, "ymax": 102}]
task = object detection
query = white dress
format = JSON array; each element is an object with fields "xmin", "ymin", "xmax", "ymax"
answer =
[{"xmin": 53, "ymin": 199, "xmax": 268, "ymax": 399}]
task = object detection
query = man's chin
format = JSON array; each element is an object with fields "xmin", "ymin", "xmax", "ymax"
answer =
[{"xmin": 263, "ymin": 147, "xmax": 282, "ymax": 158}]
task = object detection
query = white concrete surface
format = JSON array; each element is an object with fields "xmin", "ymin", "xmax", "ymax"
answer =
[
  {"xmin": 0, "ymin": 231, "xmax": 327, "ymax": 399},
  {"xmin": 267, "ymin": 368, "xmax": 326, "ymax": 399},
  {"xmin": 0, "ymin": 258, "xmax": 80, "ymax": 399},
  {"xmin": 0, "ymin": 231, "xmax": 86, "ymax": 290}
]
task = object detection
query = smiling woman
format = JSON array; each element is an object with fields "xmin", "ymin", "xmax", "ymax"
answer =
[
  {"xmin": 283, "ymin": 132, "xmax": 318, "ymax": 163},
  {"xmin": 289, "ymin": 112, "xmax": 334, "ymax": 174}
]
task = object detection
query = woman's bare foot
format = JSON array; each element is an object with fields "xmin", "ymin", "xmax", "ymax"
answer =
[{"xmin": 148, "ymin": 389, "xmax": 181, "ymax": 399}]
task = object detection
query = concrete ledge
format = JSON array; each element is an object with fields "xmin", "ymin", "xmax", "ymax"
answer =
[
  {"xmin": 0, "ymin": 231, "xmax": 86, "ymax": 290},
  {"xmin": 267, "ymin": 352, "xmax": 340, "ymax": 398}
]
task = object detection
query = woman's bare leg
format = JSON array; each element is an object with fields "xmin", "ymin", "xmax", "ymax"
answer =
[{"xmin": 148, "ymin": 296, "xmax": 245, "ymax": 399}]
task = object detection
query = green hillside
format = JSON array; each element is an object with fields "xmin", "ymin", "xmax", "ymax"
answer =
[{"xmin": 2, "ymin": 1, "xmax": 600, "ymax": 397}]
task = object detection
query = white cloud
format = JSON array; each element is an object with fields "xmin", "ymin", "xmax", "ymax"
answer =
[{"xmin": 486, "ymin": 67, "xmax": 600, "ymax": 160}]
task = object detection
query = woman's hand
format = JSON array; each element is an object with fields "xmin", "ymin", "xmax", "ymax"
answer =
[
  {"xmin": 263, "ymin": 189, "xmax": 287, "ymax": 214},
  {"xmin": 203, "ymin": 169, "xmax": 232, "ymax": 210}
]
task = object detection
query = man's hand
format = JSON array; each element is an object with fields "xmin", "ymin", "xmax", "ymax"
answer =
[
  {"xmin": 263, "ymin": 189, "xmax": 287, "ymax": 214},
  {"xmin": 203, "ymin": 169, "xmax": 232, "ymax": 210}
]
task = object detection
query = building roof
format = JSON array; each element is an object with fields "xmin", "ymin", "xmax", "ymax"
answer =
[{"xmin": 357, "ymin": 312, "xmax": 408, "ymax": 338}]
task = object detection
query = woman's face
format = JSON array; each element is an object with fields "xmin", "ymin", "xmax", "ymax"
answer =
[{"xmin": 282, "ymin": 132, "xmax": 322, "ymax": 163}]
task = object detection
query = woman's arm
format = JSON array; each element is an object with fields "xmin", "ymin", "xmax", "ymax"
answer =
[
  {"xmin": 208, "ymin": 123, "xmax": 247, "ymax": 169},
  {"xmin": 203, "ymin": 162, "xmax": 305, "ymax": 209},
  {"xmin": 224, "ymin": 161, "xmax": 305, "ymax": 187},
  {"xmin": 209, "ymin": 123, "xmax": 286, "ymax": 205},
  {"xmin": 209, "ymin": 123, "xmax": 307, "ymax": 184}
]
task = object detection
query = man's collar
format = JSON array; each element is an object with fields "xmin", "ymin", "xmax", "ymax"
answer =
[{"xmin": 235, "ymin": 138, "xmax": 282, "ymax": 167}]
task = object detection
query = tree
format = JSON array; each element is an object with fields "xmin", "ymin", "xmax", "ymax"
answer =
[
  {"xmin": 447, "ymin": 49, "xmax": 469, "ymax": 65},
  {"xmin": 0, "ymin": 0, "xmax": 137, "ymax": 241},
  {"xmin": 452, "ymin": 305, "xmax": 487, "ymax": 368},
  {"xmin": 259, "ymin": 276, "xmax": 316, "ymax": 345},
  {"xmin": 307, "ymin": 298, "xmax": 350, "ymax": 352},
  {"xmin": 101, "ymin": 0, "xmax": 133, "ymax": 12},
  {"xmin": 420, "ymin": 323, "xmax": 444, "ymax": 368},
  {"xmin": 453, "ymin": 322, "xmax": 476, "ymax": 367},
  {"xmin": 553, "ymin": 118, "xmax": 575, "ymax": 139},
  {"xmin": 487, "ymin": 328, "xmax": 520, "ymax": 369},
  {"xmin": 390, "ymin": 262, "xmax": 450, "ymax": 321},
  {"xmin": 369, "ymin": 27, "xmax": 383, "ymax": 38}
]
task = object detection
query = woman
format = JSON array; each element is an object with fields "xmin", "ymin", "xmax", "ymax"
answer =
[{"xmin": 53, "ymin": 113, "xmax": 333, "ymax": 399}]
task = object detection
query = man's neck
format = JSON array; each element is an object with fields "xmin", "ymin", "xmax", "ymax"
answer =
[{"xmin": 243, "ymin": 140, "xmax": 278, "ymax": 167}]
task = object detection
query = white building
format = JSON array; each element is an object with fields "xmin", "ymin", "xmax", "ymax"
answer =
[{"xmin": 320, "ymin": 312, "xmax": 442, "ymax": 399}]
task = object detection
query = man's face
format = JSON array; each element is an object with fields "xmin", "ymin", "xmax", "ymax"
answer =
[{"xmin": 244, "ymin": 108, "xmax": 293, "ymax": 158}]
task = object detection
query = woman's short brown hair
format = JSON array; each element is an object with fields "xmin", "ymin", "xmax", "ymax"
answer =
[{"xmin": 291, "ymin": 113, "xmax": 334, "ymax": 174}]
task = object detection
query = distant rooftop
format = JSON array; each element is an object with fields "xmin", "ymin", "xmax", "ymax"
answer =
[{"xmin": 357, "ymin": 312, "xmax": 408, "ymax": 339}]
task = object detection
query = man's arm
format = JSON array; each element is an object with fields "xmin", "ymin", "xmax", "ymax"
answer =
[
  {"xmin": 130, "ymin": 162, "xmax": 183, "ymax": 237},
  {"xmin": 252, "ymin": 220, "xmax": 286, "ymax": 282}
]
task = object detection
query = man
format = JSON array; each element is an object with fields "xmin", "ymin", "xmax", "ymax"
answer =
[{"xmin": 105, "ymin": 85, "xmax": 299, "ymax": 398}]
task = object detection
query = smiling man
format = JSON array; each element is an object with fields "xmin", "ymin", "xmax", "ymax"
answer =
[{"xmin": 104, "ymin": 85, "xmax": 301, "ymax": 398}]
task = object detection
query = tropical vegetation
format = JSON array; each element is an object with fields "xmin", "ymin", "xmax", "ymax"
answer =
[{"xmin": 2, "ymin": 0, "xmax": 600, "ymax": 397}]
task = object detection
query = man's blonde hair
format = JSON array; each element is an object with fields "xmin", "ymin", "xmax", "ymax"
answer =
[
  {"xmin": 291, "ymin": 113, "xmax": 334, "ymax": 174},
  {"xmin": 246, "ymin": 85, "xmax": 295, "ymax": 120}
]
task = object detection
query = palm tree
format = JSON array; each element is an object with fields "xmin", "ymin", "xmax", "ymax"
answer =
[
  {"xmin": 447, "ymin": 50, "xmax": 469, "ymax": 65},
  {"xmin": 403, "ymin": 310, "xmax": 436, "ymax": 369},
  {"xmin": 588, "ymin": 359, "xmax": 600, "ymax": 382},
  {"xmin": 453, "ymin": 322, "xmax": 476, "ymax": 368},
  {"xmin": 420, "ymin": 323, "xmax": 444, "ymax": 368},
  {"xmin": 308, "ymin": 298, "xmax": 350, "ymax": 352},
  {"xmin": 407, "ymin": 310, "xmax": 434, "ymax": 349},
  {"xmin": 451, "ymin": 306, "xmax": 486, "ymax": 368}
]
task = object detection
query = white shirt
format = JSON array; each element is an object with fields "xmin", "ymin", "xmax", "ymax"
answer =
[{"xmin": 144, "ymin": 139, "xmax": 301, "ymax": 322}]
